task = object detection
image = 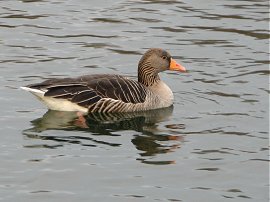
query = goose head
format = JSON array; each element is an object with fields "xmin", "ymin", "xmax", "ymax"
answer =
[{"xmin": 138, "ymin": 48, "xmax": 186, "ymax": 86}]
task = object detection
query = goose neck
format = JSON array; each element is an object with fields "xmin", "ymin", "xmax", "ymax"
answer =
[{"xmin": 138, "ymin": 64, "xmax": 160, "ymax": 86}]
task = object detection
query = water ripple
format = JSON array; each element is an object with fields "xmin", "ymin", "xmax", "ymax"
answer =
[
  {"xmin": 1, "ymin": 14, "xmax": 48, "ymax": 19},
  {"xmin": 35, "ymin": 33, "xmax": 120, "ymax": 39},
  {"xmin": 182, "ymin": 26, "xmax": 269, "ymax": 40},
  {"xmin": 0, "ymin": 0, "xmax": 268, "ymax": 201}
]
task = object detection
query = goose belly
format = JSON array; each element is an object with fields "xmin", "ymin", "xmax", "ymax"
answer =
[
  {"xmin": 93, "ymin": 82, "xmax": 175, "ymax": 112},
  {"xmin": 41, "ymin": 97, "xmax": 88, "ymax": 113}
]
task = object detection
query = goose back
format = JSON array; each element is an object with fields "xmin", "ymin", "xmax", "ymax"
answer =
[{"xmin": 27, "ymin": 74, "xmax": 148, "ymax": 110}]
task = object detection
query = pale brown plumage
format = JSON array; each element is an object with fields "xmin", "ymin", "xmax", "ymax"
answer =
[{"xmin": 21, "ymin": 48, "xmax": 186, "ymax": 113}]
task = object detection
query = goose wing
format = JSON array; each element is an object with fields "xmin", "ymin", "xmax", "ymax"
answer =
[{"xmin": 27, "ymin": 74, "xmax": 147, "ymax": 108}]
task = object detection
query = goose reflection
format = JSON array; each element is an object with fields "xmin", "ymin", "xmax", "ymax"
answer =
[{"xmin": 23, "ymin": 106, "xmax": 184, "ymax": 164}]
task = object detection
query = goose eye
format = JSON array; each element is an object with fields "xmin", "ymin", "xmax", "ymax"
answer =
[{"xmin": 162, "ymin": 56, "xmax": 167, "ymax": 60}]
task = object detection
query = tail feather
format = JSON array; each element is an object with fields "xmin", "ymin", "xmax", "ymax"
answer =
[
  {"xmin": 20, "ymin": 86, "xmax": 45, "ymax": 98},
  {"xmin": 20, "ymin": 86, "xmax": 88, "ymax": 113}
]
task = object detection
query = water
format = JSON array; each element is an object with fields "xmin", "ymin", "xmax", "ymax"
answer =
[{"xmin": 0, "ymin": 0, "xmax": 269, "ymax": 201}]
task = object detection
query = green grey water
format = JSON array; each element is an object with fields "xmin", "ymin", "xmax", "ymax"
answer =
[{"xmin": 0, "ymin": 0, "xmax": 269, "ymax": 201}]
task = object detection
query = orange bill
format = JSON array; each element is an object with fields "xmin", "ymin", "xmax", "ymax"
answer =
[{"xmin": 170, "ymin": 58, "xmax": 186, "ymax": 72}]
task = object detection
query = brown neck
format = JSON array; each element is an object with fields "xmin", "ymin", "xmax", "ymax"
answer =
[{"xmin": 138, "ymin": 62, "xmax": 160, "ymax": 86}]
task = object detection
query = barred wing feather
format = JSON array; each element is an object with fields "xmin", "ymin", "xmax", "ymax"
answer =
[{"xmin": 27, "ymin": 74, "xmax": 147, "ymax": 108}]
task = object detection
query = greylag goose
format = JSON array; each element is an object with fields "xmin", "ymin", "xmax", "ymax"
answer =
[{"xmin": 21, "ymin": 48, "xmax": 186, "ymax": 113}]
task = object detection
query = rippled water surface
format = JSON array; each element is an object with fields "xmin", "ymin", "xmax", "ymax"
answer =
[{"xmin": 0, "ymin": 0, "xmax": 269, "ymax": 201}]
